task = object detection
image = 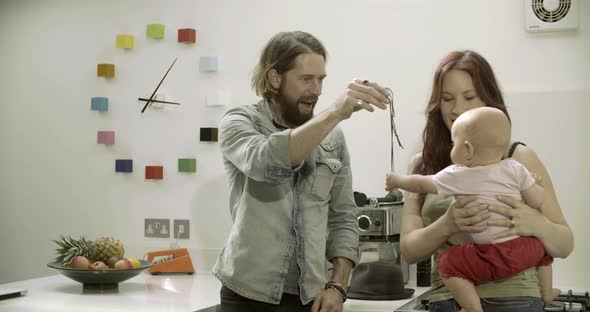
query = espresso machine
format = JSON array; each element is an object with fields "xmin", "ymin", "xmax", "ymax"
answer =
[{"xmin": 348, "ymin": 190, "xmax": 413, "ymax": 300}]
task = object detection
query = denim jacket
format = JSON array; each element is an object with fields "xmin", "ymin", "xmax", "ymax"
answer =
[{"xmin": 213, "ymin": 99, "xmax": 360, "ymax": 304}]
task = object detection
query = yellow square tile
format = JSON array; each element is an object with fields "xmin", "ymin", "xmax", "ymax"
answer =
[{"xmin": 116, "ymin": 34, "xmax": 134, "ymax": 49}]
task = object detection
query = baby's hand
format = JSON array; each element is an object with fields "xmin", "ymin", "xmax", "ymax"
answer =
[{"xmin": 385, "ymin": 172, "xmax": 398, "ymax": 191}]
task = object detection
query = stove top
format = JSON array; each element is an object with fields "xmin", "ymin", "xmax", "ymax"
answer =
[
  {"xmin": 394, "ymin": 289, "xmax": 590, "ymax": 311},
  {"xmin": 545, "ymin": 290, "xmax": 589, "ymax": 312},
  {"xmin": 394, "ymin": 289, "xmax": 431, "ymax": 311}
]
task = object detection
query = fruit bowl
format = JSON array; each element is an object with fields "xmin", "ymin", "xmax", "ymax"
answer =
[{"xmin": 47, "ymin": 260, "xmax": 152, "ymax": 290}]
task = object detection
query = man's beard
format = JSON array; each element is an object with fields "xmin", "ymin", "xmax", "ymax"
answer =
[{"xmin": 275, "ymin": 91, "xmax": 318, "ymax": 127}]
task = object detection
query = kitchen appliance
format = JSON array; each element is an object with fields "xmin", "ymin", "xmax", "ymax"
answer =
[
  {"xmin": 354, "ymin": 190, "xmax": 403, "ymax": 241},
  {"xmin": 356, "ymin": 202, "xmax": 403, "ymax": 240},
  {"xmin": 545, "ymin": 290, "xmax": 590, "ymax": 312},
  {"xmin": 354, "ymin": 191, "xmax": 408, "ymax": 279},
  {"xmin": 146, "ymin": 248, "xmax": 195, "ymax": 274},
  {"xmin": 350, "ymin": 193, "xmax": 412, "ymax": 300},
  {"xmin": 395, "ymin": 288, "xmax": 590, "ymax": 311}
]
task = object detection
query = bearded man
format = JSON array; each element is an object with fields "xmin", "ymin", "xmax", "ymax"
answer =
[{"xmin": 213, "ymin": 31, "xmax": 391, "ymax": 312}]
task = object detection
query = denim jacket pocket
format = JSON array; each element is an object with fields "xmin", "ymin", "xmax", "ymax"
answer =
[{"xmin": 311, "ymin": 158, "xmax": 342, "ymax": 199}]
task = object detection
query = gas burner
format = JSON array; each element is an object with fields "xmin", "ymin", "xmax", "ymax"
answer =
[
  {"xmin": 544, "ymin": 290, "xmax": 589, "ymax": 312},
  {"xmin": 395, "ymin": 289, "xmax": 590, "ymax": 311}
]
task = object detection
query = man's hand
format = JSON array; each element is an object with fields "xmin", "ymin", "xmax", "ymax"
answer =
[
  {"xmin": 329, "ymin": 79, "xmax": 390, "ymax": 122},
  {"xmin": 311, "ymin": 288, "xmax": 344, "ymax": 312}
]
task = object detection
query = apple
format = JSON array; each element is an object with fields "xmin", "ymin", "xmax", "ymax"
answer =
[
  {"xmin": 91, "ymin": 261, "xmax": 108, "ymax": 270},
  {"xmin": 107, "ymin": 256, "xmax": 119, "ymax": 268},
  {"xmin": 69, "ymin": 256, "xmax": 90, "ymax": 269},
  {"xmin": 114, "ymin": 258, "xmax": 132, "ymax": 270}
]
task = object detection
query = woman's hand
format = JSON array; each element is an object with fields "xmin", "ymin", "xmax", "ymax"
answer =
[
  {"xmin": 445, "ymin": 195, "xmax": 490, "ymax": 234},
  {"xmin": 488, "ymin": 195, "xmax": 548, "ymax": 239}
]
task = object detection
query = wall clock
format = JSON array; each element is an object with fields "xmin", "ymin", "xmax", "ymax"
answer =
[{"xmin": 91, "ymin": 24, "xmax": 221, "ymax": 182}]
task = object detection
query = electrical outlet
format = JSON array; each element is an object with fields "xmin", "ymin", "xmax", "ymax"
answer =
[
  {"xmin": 145, "ymin": 218, "xmax": 170, "ymax": 238},
  {"xmin": 173, "ymin": 219, "xmax": 190, "ymax": 239}
]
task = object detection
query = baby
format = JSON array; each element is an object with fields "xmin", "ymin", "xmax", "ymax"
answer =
[{"xmin": 386, "ymin": 107, "xmax": 556, "ymax": 312}]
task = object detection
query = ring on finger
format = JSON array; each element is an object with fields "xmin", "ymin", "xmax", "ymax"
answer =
[
  {"xmin": 509, "ymin": 219, "xmax": 515, "ymax": 229},
  {"xmin": 356, "ymin": 99, "xmax": 363, "ymax": 106}
]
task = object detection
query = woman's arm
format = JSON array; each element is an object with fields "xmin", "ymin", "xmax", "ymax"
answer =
[
  {"xmin": 489, "ymin": 145, "xmax": 574, "ymax": 258},
  {"xmin": 399, "ymin": 154, "xmax": 489, "ymax": 263}
]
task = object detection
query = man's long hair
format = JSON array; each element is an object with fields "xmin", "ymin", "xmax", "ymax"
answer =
[{"xmin": 251, "ymin": 31, "xmax": 327, "ymax": 100}]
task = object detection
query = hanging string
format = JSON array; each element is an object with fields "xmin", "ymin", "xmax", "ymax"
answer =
[{"xmin": 386, "ymin": 88, "xmax": 404, "ymax": 172}]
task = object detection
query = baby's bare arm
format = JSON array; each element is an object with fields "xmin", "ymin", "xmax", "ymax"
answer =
[{"xmin": 385, "ymin": 172, "xmax": 437, "ymax": 194}]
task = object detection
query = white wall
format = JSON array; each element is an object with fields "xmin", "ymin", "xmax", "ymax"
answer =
[{"xmin": 1, "ymin": 0, "xmax": 588, "ymax": 289}]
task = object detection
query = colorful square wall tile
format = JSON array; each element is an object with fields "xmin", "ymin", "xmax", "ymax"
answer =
[
  {"xmin": 178, "ymin": 28, "xmax": 196, "ymax": 43},
  {"xmin": 178, "ymin": 158, "xmax": 196, "ymax": 172},
  {"xmin": 145, "ymin": 166, "xmax": 164, "ymax": 180},
  {"xmin": 115, "ymin": 159, "xmax": 133, "ymax": 173},
  {"xmin": 97, "ymin": 63, "xmax": 115, "ymax": 78},
  {"xmin": 199, "ymin": 56, "xmax": 218, "ymax": 72},
  {"xmin": 97, "ymin": 131, "xmax": 115, "ymax": 145},
  {"xmin": 116, "ymin": 34, "xmax": 134, "ymax": 49},
  {"xmin": 91, "ymin": 97, "xmax": 108, "ymax": 112},
  {"xmin": 200, "ymin": 127, "xmax": 218, "ymax": 142},
  {"xmin": 147, "ymin": 24, "xmax": 165, "ymax": 39}
]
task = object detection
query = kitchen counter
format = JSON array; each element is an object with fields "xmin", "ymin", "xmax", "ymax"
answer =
[{"xmin": 0, "ymin": 272, "xmax": 430, "ymax": 312}]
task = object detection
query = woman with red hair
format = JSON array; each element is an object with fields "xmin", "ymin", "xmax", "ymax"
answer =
[{"xmin": 399, "ymin": 50, "xmax": 573, "ymax": 312}]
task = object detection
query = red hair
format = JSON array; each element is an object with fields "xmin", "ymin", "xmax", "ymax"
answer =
[{"xmin": 415, "ymin": 50, "xmax": 510, "ymax": 176}]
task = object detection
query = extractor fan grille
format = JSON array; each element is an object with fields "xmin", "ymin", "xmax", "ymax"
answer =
[{"xmin": 532, "ymin": 0, "xmax": 571, "ymax": 23}]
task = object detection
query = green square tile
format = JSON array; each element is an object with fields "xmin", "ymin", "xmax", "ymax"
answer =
[
  {"xmin": 178, "ymin": 158, "xmax": 196, "ymax": 173},
  {"xmin": 146, "ymin": 23, "xmax": 165, "ymax": 39}
]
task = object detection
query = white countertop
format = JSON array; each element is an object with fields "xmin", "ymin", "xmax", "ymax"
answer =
[{"xmin": 0, "ymin": 272, "xmax": 430, "ymax": 312}]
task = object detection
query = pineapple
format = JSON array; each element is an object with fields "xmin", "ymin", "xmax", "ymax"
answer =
[
  {"xmin": 91, "ymin": 236, "xmax": 125, "ymax": 263},
  {"xmin": 53, "ymin": 235, "xmax": 125, "ymax": 265},
  {"xmin": 53, "ymin": 235, "xmax": 92, "ymax": 265}
]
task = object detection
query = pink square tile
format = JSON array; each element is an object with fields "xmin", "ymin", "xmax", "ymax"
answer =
[{"xmin": 97, "ymin": 131, "xmax": 115, "ymax": 145}]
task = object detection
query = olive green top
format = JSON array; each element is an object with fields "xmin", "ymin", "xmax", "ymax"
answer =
[{"xmin": 421, "ymin": 194, "xmax": 540, "ymax": 302}]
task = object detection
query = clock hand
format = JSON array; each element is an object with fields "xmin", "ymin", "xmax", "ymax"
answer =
[
  {"xmin": 141, "ymin": 58, "xmax": 178, "ymax": 113},
  {"xmin": 138, "ymin": 98, "xmax": 181, "ymax": 105}
]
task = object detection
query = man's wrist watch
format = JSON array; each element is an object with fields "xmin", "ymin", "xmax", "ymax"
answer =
[{"xmin": 325, "ymin": 281, "xmax": 347, "ymax": 302}]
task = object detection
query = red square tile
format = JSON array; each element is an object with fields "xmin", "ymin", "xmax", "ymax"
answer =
[
  {"xmin": 178, "ymin": 28, "xmax": 196, "ymax": 43},
  {"xmin": 145, "ymin": 166, "xmax": 164, "ymax": 180}
]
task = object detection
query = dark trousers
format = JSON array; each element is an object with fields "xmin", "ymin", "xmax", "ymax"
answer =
[
  {"xmin": 430, "ymin": 296, "xmax": 544, "ymax": 312},
  {"xmin": 218, "ymin": 285, "xmax": 313, "ymax": 312}
]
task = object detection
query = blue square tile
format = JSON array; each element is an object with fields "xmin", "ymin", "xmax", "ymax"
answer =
[
  {"xmin": 199, "ymin": 56, "xmax": 218, "ymax": 72},
  {"xmin": 115, "ymin": 159, "xmax": 133, "ymax": 173},
  {"xmin": 91, "ymin": 97, "xmax": 108, "ymax": 112}
]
